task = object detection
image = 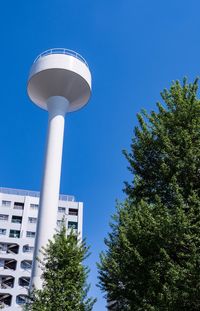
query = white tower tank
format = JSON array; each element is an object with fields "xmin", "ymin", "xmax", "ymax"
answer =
[{"xmin": 27, "ymin": 48, "xmax": 91, "ymax": 289}]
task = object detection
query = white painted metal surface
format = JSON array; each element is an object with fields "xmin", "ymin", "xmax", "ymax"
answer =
[
  {"xmin": 27, "ymin": 49, "xmax": 91, "ymax": 290},
  {"xmin": 27, "ymin": 50, "xmax": 91, "ymax": 112},
  {"xmin": 31, "ymin": 96, "xmax": 69, "ymax": 289}
]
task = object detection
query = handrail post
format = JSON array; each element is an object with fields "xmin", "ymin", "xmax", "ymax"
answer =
[{"xmin": 33, "ymin": 48, "xmax": 88, "ymax": 68}]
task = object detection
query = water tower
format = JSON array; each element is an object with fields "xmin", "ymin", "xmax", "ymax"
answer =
[{"xmin": 27, "ymin": 48, "xmax": 91, "ymax": 289}]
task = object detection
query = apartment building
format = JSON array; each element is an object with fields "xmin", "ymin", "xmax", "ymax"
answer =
[{"xmin": 0, "ymin": 187, "xmax": 83, "ymax": 310}]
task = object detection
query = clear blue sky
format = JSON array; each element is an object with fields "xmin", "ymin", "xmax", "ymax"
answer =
[{"xmin": 0, "ymin": 0, "xmax": 200, "ymax": 309}]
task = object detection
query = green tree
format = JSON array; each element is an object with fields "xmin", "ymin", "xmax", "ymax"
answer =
[
  {"xmin": 125, "ymin": 78, "xmax": 200, "ymax": 205},
  {"xmin": 98, "ymin": 79, "xmax": 200, "ymax": 310},
  {"xmin": 25, "ymin": 224, "xmax": 96, "ymax": 311}
]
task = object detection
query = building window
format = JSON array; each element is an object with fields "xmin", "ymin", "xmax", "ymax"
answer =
[
  {"xmin": 0, "ymin": 243, "xmax": 19, "ymax": 254},
  {"xmin": 23, "ymin": 245, "xmax": 34, "ymax": 253},
  {"xmin": 28, "ymin": 217, "xmax": 37, "ymax": 224},
  {"xmin": 19, "ymin": 277, "xmax": 30, "ymax": 288},
  {"xmin": 12, "ymin": 216, "xmax": 22, "ymax": 224},
  {"xmin": 68, "ymin": 221, "xmax": 78, "ymax": 229},
  {"xmin": 6, "ymin": 243, "xmax": 19, "ymax": 254},
  {"xmin": 68, "ymin": 208, "xmax": 78, "ymax": 216},
  {"xmin": 9, "ymin": 230, "xmax": 20, "ymax": 238},
  {"xmin": 16, "ymin": 295, "xmax": 28, "ymax": 305},
  {"xmin": 30, "ymin": 203, "xmax": 39, "ymax": 210},
  {"xmin": 21, "ymin": 260, "xmax": 32, "ymax": 270},
  {"xmin": 58, "ymin": 207, "xmax": 66, "ymax": 213},
  {"xmin": 14, "ymin": 202, "xmax": 24, "ymax": 210},
  {"xmin": 0, "ymin": 229, "xmax": 6, "ymax": 235},
  {"xmin": 26, "ymin": 231, "xmax": 35, "ymax": 238},
  {"xmin": 0, "ymin": 275, "xmax": 14, "ymax": 289},
  {"xmin": 0, "ymin": 214, "xmax": 9, "ymax": 221},
  {"xmin": 0, "ymin": 293, "xmax": 12, "ymax": 306},
  {"xmin": 2, "ymin": 200, "xmax": 11, "ymax": 207}
]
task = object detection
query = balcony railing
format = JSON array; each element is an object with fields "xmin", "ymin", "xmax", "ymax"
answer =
[
  {"xmin": 34, "ymin": 48, "xmax": 89, "ymax": 67},
  {"xmin": 13, "ymin": 206, "xmax": 23, "ymax": 210},
  {"xmin": 11, "ymin": 219, "xmax": 22, "ymax": 224},
  {"xmin": 0, "ymin": 187, "xmax": 75, "ymax": 202}
]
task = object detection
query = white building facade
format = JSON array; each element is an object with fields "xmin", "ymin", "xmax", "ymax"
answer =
[{"xmin": 0, "ymin": 187, "xmax": 83, "ymax": 310}]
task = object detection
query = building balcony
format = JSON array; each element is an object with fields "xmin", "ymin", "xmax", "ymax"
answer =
[
  {"xmin": 0, "ymin": 293, "xmax": 12, "ymax": 307},
  {"xmin": 9, "ymin": 230, "xmax": 21, "ymax": 239},
  {"xmin": 11, "ymin": 216, "xmax": 22, "ymax": 224},
  {"xmin": 21, "ymin": 260, "xmax": 32, "ymax": 272},
  {"xmin": 6, "ymin": 244, "xmax": 19, "ymax": 255},
  {"xmin": 13, "ymin": 202, "xmax": 24, "ymax": 210},
  {"xmin": 0, "ymin": 275, "xmax": 14, "ymax": 289},
  {"xmin": 19, "ymin": 277, "xmax": 30, "ymax": 289},
  {"xmin": 68, "ymin": 208, "xmax": 78, "ymax": 216},
  {"xmin": 0, "ymin": 259, "xmax": 17, "ymax": 271},
  {"xmin": 16, "ymin": 294, "xmax": 28, "ymax": 306}
]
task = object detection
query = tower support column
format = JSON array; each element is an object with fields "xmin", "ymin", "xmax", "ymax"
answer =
[{"xmin": 31, "ymin": 96, "xmax": 69, "ymax": 289}]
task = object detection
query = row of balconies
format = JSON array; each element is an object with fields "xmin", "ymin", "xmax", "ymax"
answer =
[
  {"xmin": 0, "ymin": 243, "xmax": 19, "ymax": 255},
  {"xmin": 0, "ymin": 293, "xmax": 29, "ymax": 307},
  {"xmin": 0, "ymin": 268, "xmax": 31, "ymax": 307},
  {"xmin": 0, "ymin": 214, "xmax": 77, "ymax": 225},
  {"xmin": 0, "ymin": 219, "xmax": 78, "ymax": 240},
  {"xmin": 1, "ymin": 201, "xmax": 30, "ymax": 210},
  {"xmin": 0, "ymin": 242, "xmax": 34, "ymax": 255},
  {"xmin": 1, "ymin": 200, "xmax": 79, "ymax": 215},
  {"xmin": 0, "ymin": 259, "xmax": 32, "ymax": 271},
  {"xmin": 0, "ymin": 229, "xmax": 36, "ymax": 239},
  {"xmin": 0, "ymin": 213, "xmax": 78, "ymax": 225},
  {"xmin": 0, "ymin": 275, "xmax": 30, "ymax": 289}
]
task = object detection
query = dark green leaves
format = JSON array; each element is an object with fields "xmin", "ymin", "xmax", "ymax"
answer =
[
  {"xmin": 25, "ymin": 225, "xmax": 96, "ymax": 311},
  {"xmin": 98, "ymin": 79, "xmax": 200, "ymax": 310}
]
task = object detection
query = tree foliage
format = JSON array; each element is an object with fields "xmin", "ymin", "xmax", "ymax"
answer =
[
  {"xmin": 25, "ymin": 224, "xmax": 96, "ymax": 311},
  {"xmin": 98, "ymin": 79, "xmax": 200, "ymax": 310},
  {"xmin": 125, "ymin": 78, "xmax": 200, "ymax": 205}
]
